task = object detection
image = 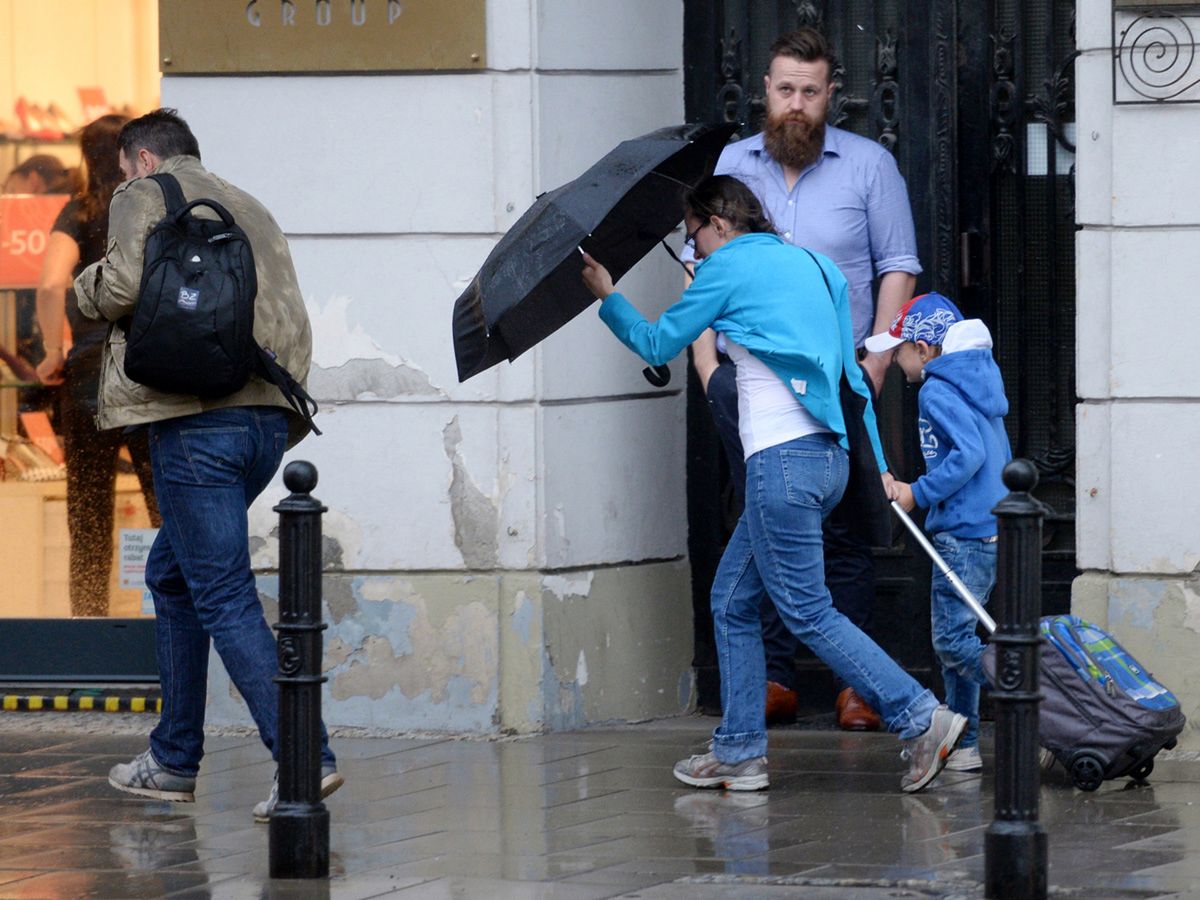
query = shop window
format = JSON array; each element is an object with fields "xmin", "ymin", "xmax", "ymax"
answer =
[{"xmin": 1, "ymin": 0, "xmax": 160, "ymax": 620}]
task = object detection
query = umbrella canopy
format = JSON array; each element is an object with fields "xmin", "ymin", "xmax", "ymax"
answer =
[{"xmin": 452, "ymin": 122, "xmax": 737, "ymax": 382}]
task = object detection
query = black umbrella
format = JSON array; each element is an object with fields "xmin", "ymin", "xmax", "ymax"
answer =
[{"xmin": 452, "ymin": 122, "xmax": 737, "ymax": 382}]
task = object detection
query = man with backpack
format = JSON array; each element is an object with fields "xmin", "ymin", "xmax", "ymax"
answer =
[{"xmin": 75, "ymin": 108, "xmax": 341, "ymax": 820}]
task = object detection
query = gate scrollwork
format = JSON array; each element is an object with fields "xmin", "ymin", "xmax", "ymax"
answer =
[
  {"xmin": 874, "ymin": 30, "xmax": 901, "ymax": 151},
  {"xmin": 991, "ymin": 26, "xmax": 1018, "ymax": 174}
]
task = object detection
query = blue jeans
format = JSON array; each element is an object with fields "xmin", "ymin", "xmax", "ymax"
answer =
[
  {"xmin": 710, "ymin": 434, "xmax": 938, "ymax": 763},
  {"xmin": 707, "ymin": 360, "xmax": 878, "ymax": 692},
  {"xmin": 930, "ymin": 532, "xmax": 996, "ymax": 749},
  {"xmin": 706, "ymin": 360, "xmax": 799, "ymax": 689},
  {"xmin": 146, "ymin": 407, "xmax": 336, "ymax": 777}
]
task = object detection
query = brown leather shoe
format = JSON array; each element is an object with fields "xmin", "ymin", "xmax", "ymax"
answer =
[
  {"xmin": 836, "ymin": 687, "xmax": 882, "ymax": 731},
  {"xmin": 764, "ymin": 681, "xmax": 798, "ymax": 726}
]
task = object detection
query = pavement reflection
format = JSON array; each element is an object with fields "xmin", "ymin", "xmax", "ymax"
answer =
[{"xmin": 0, "ymin": 717, "xmax": 1194, "ymax": 897}]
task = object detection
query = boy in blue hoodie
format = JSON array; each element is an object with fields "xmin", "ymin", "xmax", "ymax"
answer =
[{"xmin": 865, "ymin": 293, "xmax": 1012, "ymax": 773}]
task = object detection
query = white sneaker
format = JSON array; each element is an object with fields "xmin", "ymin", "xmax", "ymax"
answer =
[
  {"xmin": 253, "ymin": 766, "xmax": 345, "ymax": 823},
  {"xmin": 945, "ymin": 745, "xmax": 983, "ymax": 773},
  {"xmin": 672, "ymin": 751, "xmax": 769, "ymax": 791},
  {"xmin": 1039, "ymin": 747, "xmax": 1057, "ymax": 772}
]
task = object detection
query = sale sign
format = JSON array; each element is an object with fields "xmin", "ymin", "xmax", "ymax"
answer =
[{"xmin": 0, "ymin": 194, "xmax": 71, "ymax": 289}]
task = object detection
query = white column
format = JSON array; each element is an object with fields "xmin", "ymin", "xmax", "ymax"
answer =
[
  {"xmin": 174, "ymin": 0, "xmax": 695, "ymax": 733},
  {"xmin": 1075, "ymin": 0, "xmax": 1200, "ymax": 746}
]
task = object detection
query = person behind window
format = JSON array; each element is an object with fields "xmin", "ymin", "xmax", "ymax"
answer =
[
  {"xmin": 2, "ymin": 153, "xmax": 74, "ymax": 377},
  {"xmin": 35, "ymin": 115, "xmax": 161, "ymax": 617},
  {"xmin": 2, "ymin": 153, "xmax": 75, "ymax": 195}
]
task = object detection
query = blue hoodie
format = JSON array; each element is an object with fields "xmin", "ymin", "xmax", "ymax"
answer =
[{"xmin": 910, "ymin": 319, "xmax": 1012, "ymax": 538}]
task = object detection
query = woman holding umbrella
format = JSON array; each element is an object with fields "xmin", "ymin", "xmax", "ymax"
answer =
[{"xmin": 581, "ymin": 175, "xmax": 965, "ymax": 793}]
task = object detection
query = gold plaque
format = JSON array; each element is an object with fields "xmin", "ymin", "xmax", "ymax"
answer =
[{"xmin": 159, "ymin": 0, "xmax": 486, "ymax": 74}]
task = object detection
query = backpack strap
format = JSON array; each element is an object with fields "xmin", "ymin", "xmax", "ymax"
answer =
[
  {"xmin": 255, "ymin": 343, "xmax": 322, "ymax": 436},
  {"xmin": 800, "ymin": 246, "xmax": 892, "ymax": 545},
  {"xmin": 799, "ymin": 247, "xmax": 835, "ymax": 302},
  {"xmin": 799, "ymin": 246, "xmax": 876, "ymax": 405},
  {"xmin": 148, "ymin": 172, "xmax": 187, "ymax": 214}
]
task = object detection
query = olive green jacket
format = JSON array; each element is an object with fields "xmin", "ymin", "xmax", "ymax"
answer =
[{"xmin": 75, "ymin": 155, "xmax": 314, "ymax": 446}]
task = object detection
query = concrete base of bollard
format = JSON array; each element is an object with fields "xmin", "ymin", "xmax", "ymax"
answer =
[
  {"xmin": 985, "ymin": 821, "xmax": 1048, "ymax": 899},
  {"xmin": 269, "ymin": 804, "xmax": 330, "ymax": 879}
]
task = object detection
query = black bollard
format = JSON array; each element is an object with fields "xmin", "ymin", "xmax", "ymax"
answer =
[
  {"xmin": 984, "ymin": 459, "xmax": 1048, "ymax": 899},
  {"xmin": 269, "ymin": 461, "xmax": 330, "ymax": 879}
]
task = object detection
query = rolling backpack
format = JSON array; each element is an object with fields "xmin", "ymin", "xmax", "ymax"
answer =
[
  {"xmin": 1029, "ymin": 615, "xmax": 1185, "ymax": 790},
  {"xmin": 974, "ymin": 611, "xmax": 1185, "ymax": 790},
  {"xmin": 122, "ymin": 172, "xmax": 320, "ymax": 434},
  {"xmin": 893, "ymin": 503, "xmax": 1185, "ymax": 791}
]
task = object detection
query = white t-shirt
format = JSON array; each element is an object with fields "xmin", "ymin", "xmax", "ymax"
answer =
[{"xmin": 726, "ymin": 339, "xmax": 830, "ymax": 459}]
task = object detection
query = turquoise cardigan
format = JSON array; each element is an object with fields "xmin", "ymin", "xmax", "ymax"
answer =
[{"xmin": 598, "ymin": 232, "xmax": 888, "ymax": 473}]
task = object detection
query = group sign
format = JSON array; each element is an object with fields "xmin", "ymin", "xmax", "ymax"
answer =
[{"xmin": 0, "ymin": 195, "xmax": 70, "ymax": 289}]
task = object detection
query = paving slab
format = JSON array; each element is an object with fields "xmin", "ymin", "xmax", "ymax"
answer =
[{"xmin": 0, "ymin": 714, "xmax": 1193, "ymax": 898}]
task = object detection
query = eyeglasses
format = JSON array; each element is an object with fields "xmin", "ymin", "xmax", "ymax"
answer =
[{"xmin": 684, "ymin": 221, "xmax": 709, "ymax": 249}]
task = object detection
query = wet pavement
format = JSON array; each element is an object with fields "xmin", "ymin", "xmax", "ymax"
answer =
[{"xmin": 0, "ymin": 715, "xmax": 1197, "ymax": 898}]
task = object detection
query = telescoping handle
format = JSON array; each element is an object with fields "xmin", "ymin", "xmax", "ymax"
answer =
[{"xmin": 890, "ymin": 501, "xmax": 997, "ymax": 635}]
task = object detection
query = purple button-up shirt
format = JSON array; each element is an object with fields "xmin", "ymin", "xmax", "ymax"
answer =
[{"xmin": 707, "ymin": 126, "xmax": 922, "ymax": 347}]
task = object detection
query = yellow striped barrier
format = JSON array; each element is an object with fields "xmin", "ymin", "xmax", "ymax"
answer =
[{"xmin": 0, "ymin": 693, "xmax": 161, "ymax": 712}]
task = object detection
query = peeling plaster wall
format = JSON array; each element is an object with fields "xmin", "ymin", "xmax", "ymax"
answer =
[
  {"xmin": 205, "ymin": 562, "xmax": 692, "ymax": 734},
  {"xmin": 443, "ymin": 418, "xmax": 501, "ymax": 570},
  {"xmin": 173, "ymin": 1, "xmax": 692, "ymax": 735},
  {"xmin": 1075, "ymin": 1, "xmax": 1200, "ymax": 746},
  {"xmin": 537, "ymin": 562, "xmax": 695, "ymax": 730},
  {"xmin": 1072, "ymin": 574, "xmax": 1200, "ymax": 747},
  {"xmin": 208, "ymin": 575, "xmax": 500, "ymax": 732}
]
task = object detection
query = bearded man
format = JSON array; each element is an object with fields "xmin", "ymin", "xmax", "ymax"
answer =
[{"xmin": 689, "ymin": 27, "xmax": 923, "ymax": 735}]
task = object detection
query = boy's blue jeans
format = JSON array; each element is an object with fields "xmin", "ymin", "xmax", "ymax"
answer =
[
  {"xmin": 145, "ymin": 407, "xmax": 336, "ymax": 777},
  {"xmin": 710, "ymin": 434, "xmax": 939, "ymax": 764},
  {"xmin": 929, "ymin": 531, "xmax": 996, "ymax": 750}
]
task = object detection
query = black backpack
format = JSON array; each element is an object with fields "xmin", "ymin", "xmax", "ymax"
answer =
[{"xmin": 122, "ymin": 173, "xmax": 320, "ymax": 434}]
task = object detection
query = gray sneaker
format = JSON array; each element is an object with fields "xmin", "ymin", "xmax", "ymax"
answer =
[
  {"xmin": 945, "ymin": 745, "xmax": 983, "ymax": 773},
  {"xmin": 108, "ymin": 749, "xmax": 196, "ymax": 802},
  {"xmin": 900, "ymin": 705, "xmax": 967, "ymax": 793},
  {"xmin": 253, "ymin": 766, "xmax": 345, "ymax": 822},
  {"xmin": 672, "ymin": 751, "xmax": 769, "ymax": 791}
]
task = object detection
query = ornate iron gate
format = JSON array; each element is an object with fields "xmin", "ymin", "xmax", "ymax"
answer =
[{"xmin": 684, "ymin": 0, "xmax": 1078, "ymax": 712}]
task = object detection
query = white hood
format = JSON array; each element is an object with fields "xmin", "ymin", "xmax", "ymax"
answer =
[{"xmin": 942, "ymin": 318, "xmax": 993, "ymax": 354}]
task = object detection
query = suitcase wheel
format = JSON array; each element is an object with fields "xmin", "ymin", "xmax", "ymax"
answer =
[
  {"xmin": 1129, "ymin": 759, "xmax": 1154, "ymax": 783},
  {"xmin": 1165, "ymin": 737, "xmax": 1178, "ymax": 751},
  {"xmin": 1069, "ymin": 752, "xmax": 1105, "ymax": 792}
]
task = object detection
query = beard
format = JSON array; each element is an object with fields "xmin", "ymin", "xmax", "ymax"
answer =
[{"xmin": 763, "ymin": 109, "xmax": 826, "ymax": 172}]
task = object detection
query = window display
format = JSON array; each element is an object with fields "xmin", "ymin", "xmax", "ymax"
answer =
[{"xmin": 0, "ymin": 0, "xmax": 160, "ymax": 620}]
